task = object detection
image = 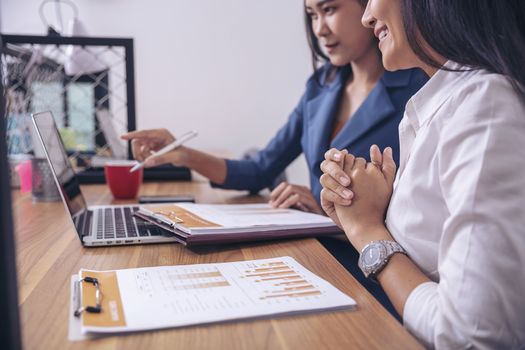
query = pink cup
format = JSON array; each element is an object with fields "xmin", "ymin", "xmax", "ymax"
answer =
[{"xmin": 16, "ymin": 159, "xmax": 32, "ymax": 193}]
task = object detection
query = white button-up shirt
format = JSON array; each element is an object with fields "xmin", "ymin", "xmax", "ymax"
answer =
[{"xmin": 386, "ymin": 62, "xmax": 525, "ymax": 349}]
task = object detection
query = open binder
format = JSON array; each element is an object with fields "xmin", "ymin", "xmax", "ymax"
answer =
[
  {"xmin": 70, "ymin": 256, "xmax": 356, "ymax": 338},
  {"xmin": 134, "ymin": 203, "xmax": 342, "ymax": 246}
]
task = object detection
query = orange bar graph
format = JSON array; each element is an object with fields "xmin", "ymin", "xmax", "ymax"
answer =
[
  {"xmin": 244, "ymin": 270, "xmax": 295, "ymax": 278},
  {"xmin": 172, "ymin": 280, "xmax": 230, "ymax": 290},
  {"xmin": 245, "ymin": 267, "xmax": 292, "ymax": 273},
  {"xmin": 261, "ymin": 262, "xmax": 287, "ymax": 267},
  {"xmin": 168, "ymin": 271, "xmax": 223, "ymax": 279},
  {"xmin": 260, "ymin": 290, "xmax": 322, "ymax": 299},
  {"xmin": 271, "ymin": 285, "xmax": 314, "ymax": 293},
  {"xmin": 256, "ymin": 275, "xmax": 301, "ymax": 282},
  {"xmin": 274, "ymin": 280, "xmax": 308, "ymax": 286}
]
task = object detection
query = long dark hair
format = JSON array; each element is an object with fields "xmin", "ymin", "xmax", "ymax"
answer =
[
  {"xmin": 400, "ymin": 0, "xmax": 525, "ymax": 101},
  {"xmin": 303, "ymin": 0, "xmax": 369, "ymax": 84}
]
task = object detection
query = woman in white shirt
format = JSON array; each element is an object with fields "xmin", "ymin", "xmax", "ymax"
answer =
[{"xmin": 318, "ymin": 0, "xmax": 525, "ymax": 348}]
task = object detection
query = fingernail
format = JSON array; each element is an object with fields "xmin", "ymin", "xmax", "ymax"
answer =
[
  {"xmin": 340, "ymin": 176, "xmax": 349, "ymax": 186},
  {"xmin": 333, "ymin": 153, "xmax": 341, "ymax": 161},
  {"xmin": 342, "ymin": 189, "xmax": 352, "ymax": 199}
]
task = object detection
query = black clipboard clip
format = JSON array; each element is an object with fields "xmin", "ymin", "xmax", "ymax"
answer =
[{"xmin": 74, "ymin": 276, "xmax": 102, "ymax": 317}]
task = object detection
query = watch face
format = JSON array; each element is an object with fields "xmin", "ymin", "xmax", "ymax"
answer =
[{"xmin": 362, "ymin": 244, "xmax": 386, "ymax": 268}]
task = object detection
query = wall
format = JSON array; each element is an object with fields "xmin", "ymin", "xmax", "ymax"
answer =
[{"xmin": 1, "ymin": 0, "xmax": 312, "ymax": 187}]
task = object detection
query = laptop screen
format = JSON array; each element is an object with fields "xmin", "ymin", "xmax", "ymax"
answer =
[{"xmin": 32, "ymin": 111, "xmax": 87, "ymax": 221}]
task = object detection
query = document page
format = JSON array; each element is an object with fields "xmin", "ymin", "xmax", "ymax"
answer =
[
  {"xmin": 142, "ymin": 203, "xmax": 336, "ymax": 234},
  {"xmin": 79, "ymin": 256, "xmax": 356, "ymax": 334}
]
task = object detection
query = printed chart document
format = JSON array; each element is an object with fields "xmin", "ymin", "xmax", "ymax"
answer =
[
  {"xmin": 70, "ymin": 256, "xmax": 356, "ymax": 337},
  {"xmin": 134, "ymin": 203, "xmax": 342, "ymax": 245}
]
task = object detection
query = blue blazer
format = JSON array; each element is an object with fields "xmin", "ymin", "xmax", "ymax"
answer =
[{"xmin": 213, "ymin": 66, "xmax": 428, "ymax": 203}]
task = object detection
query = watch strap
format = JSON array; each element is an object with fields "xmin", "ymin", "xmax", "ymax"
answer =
[{"xmin": 383, "ymin": 240, "xmax": 406, "ymax": 258}]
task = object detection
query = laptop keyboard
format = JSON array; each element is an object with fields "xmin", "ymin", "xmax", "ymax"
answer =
[{"xmin": 95, "ymin": 206, "xmax": 164, "ymax": 240}]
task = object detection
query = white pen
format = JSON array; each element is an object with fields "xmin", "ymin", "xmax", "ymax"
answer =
[{"xmin": 129, "ymin": 130, "xmax": 198, "ymax": 173}]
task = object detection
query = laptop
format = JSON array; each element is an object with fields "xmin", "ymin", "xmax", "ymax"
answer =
[{"xmin": 31, "ymin": 111, "xmax": 178, "ymax": 247}]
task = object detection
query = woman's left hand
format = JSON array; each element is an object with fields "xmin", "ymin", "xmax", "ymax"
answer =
[
  {"xmin": 269, "ymin": 182, "xmax": 323, "ymax": 215},
  {"xmin": 321, "ymin": 145, "xmax": 397, "ymax": 239}
]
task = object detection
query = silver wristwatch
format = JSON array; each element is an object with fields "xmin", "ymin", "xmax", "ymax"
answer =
[{"xmin": 358, "ymin": 240, "xmax": 407, "ymax": 279}]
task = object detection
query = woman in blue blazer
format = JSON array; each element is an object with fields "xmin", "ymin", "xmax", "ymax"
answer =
[
  {"xmin": 123, "ymin": 0, "xmax": 426, "ymax": 317},
  {"xmin": 123, "ymin": 0, "xmax": 426, "ymax": 213}
]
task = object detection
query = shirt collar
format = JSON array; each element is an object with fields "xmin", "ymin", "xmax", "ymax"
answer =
[{"xmin": 408, "ymin": 61, "xmax": 469, "ymax": 130}]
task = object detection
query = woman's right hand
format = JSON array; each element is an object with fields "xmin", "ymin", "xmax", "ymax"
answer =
[
  {"xmin": 320, "ymin": 145, "xmax": 396, "ymax": 235},
  {"xmin": 121, "ymin": 128, "xmax": 181, "ymax": 166},
  {"xmin": 319, "ymin": 148, "xmax": 353, "ymax": 228}
]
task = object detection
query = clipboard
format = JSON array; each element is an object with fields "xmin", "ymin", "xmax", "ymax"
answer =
[
  {"xmin": 134, "ymin": 203, "xmax": 343, "ymax": 246},
  {"xmin": 73, "ymin": 270, "xmax": 127, "ymax": 329},
  {"xmin": 69, "ymin": 257, "xmax": 356, "ymax": 337}
]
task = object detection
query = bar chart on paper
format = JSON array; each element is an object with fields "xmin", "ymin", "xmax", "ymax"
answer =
[
  {"xmin": 78, "ymin": 256, "xmax": 356, "ymax": 334},
  {"xmin": 240, "ymin": 260, "xmax": 324, "ymax": 301}
]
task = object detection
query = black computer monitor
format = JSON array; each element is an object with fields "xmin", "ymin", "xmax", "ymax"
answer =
[{"xmin": 0, "ymin": 35, "xmax": 23, "ymax": 350}]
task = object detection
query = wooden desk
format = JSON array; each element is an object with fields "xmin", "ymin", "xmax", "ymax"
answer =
[{"xmin": 12, "ymin": 181, "xmax": 422, "ymax": 350}]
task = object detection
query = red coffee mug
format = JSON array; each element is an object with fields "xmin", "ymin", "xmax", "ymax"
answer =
[{"xmin": 104, "ymin": 161, "xmax": 143, "ymax": 199}]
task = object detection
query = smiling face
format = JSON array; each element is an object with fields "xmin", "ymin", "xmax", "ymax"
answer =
[
  {"xmin": 361, "ymin": 0, "xmax": 420, "ymax": 71},
  {"xmin": 305, "ymin": 0, "xmax": 377, "ymax": 67}
]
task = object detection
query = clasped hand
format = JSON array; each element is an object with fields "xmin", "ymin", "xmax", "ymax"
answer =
[{"xmin": 319, "ymin": 145, "xmax": 397, "ymax": 239}]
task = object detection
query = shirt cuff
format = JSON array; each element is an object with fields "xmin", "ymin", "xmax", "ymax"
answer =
[{"xmin": 403, "ymin": 281, "xmax": 439, "ymax": 348}]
